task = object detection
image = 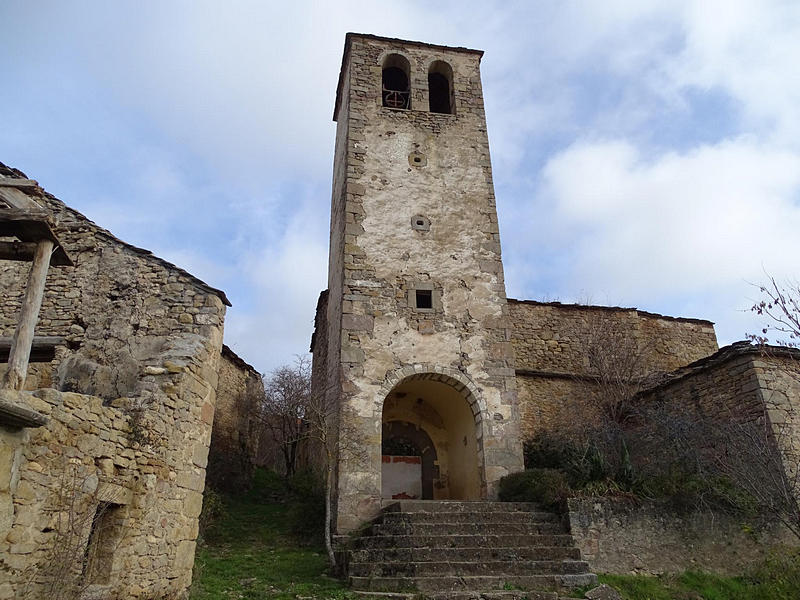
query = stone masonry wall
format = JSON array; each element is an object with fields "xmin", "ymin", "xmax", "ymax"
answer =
[
  {"xmin": 0, "ymin": 387, "xmax": 216, "ymax": 598},
  {"xmin": 510, "ymin": 300, "xmax": 718, "ymax": 441},
  {"xmin": 638, "ymin": 350, "xmax": 763, "ymax": 422},
  {"xmin": 0, "ymin": 164, "xmax": 227, "ymax": 598},
  {"xmin": 509, "ymin": 300, "xmax": 717, "ymax": 375},
  {"xmin": 568, "ymin": 497, "xmax": 795, "ymax": 575},
  {"xmin": 752, "ymin": 353, "xmax": 800, "ymax": 484},
  {"xmin": 206, "ymin": 347, "xmax": 264, "ymax": 493},
  {"xmin": 326, "ymin": 35, "xmax": 522, "ymax": 531}
]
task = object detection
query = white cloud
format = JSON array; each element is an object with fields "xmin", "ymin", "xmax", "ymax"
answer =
[
  {"xmin": 223, "ymin": 187, "xmax": 329, "ymax": 372},
  {"xmin": 668, "ymin": 0, "xmax": 800, "ymax": 145},
  {"xmin": 534, "ymin": 137, "xmax": 800, "ymax": 338}
]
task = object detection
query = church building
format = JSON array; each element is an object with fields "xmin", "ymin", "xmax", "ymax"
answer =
[{"xmin": 310, "ymin": 33, "xmax": 718, "ymax": 533}]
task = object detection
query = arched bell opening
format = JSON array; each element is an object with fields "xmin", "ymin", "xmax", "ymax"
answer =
[
  {"xmin": 382, "ymin": 54, "xmax": 411, "ymax": 109},
  {"xmin": 428, "ymin": 60, "xmax": 454, "ymax": 114},
  {"xmin": 381, "ymin": 374, "xmax": 483, "ymax": 500}
]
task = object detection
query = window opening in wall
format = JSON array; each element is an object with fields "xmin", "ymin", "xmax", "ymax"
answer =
[
  {"xmin": 416, "ymin": 289, "xmax": 433, "ymax": 310},
  {"xmin": 428, "ymin": 61, "xmax": 454, "ymax": 114},
  {"xmin": 83, "ymin": 502, "xmax": 124, "ymax": 585},
  {"xmin": 382, "ymin": 54, "xmax": 411, "ymax": 109}
]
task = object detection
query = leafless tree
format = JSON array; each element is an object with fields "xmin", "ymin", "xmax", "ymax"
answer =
[
  {"xmin": 538, "ymin": 313, "xmax": 668, "ymax": 483},
  {"xmin": 582, "ymin": 313, "xmax": 666, "ymax": 425},
  {"xmin": 257, "ymin": 357, "xmax": 311, "ymax": 477},
  {"xmin": 256, "ymin": 356, "xmax": 367, "ymax": 568},
  {"xmin": 301, "ymin": 386, "xmax": 367, "ymax": 569},
  {"xmin": 750, "ymin": 275, "xmax": 800, "ymax": 347}
]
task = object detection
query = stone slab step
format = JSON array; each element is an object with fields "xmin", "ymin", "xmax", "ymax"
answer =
[
  {"xmin": 349, "ymin": 559, "xmax": 592, "ymax": 577},
  {"xmin": 355, "ymin": 533, "xmax": 577, "ymax": 549},
  {"xmin": 353, "ymin": 591, "xmax": 571, "ymax": 600},
  {"xmin": 382, "ymin": 511, "xmax": 560, "ymax": 524},
  {"xmin": 349, "ymin": 546, "xmax": 582, "ymax": 563},
  {"xmin": 421, "ymin": 592, "xmax": 573, "ymax": 600},
  {"xmin": 350, "ymin": 573, "xmax": 598, "ymax": 593},
  {"xmin": 383, "ymin": 501, "xmax": 542, "ymax": 513},
  {"xmin": 372, "ymin": 522, "xmax": 566, "ymax": 536}
]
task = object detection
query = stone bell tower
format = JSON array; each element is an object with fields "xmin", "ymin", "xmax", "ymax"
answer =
[{"xmin": 312, "ymin": 33, "xmax": 523, "ymax": 533}]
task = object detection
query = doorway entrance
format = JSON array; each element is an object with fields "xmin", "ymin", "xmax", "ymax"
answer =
[{"xmin": 381, "ymin": 374, "xmax": 483, "ymax": 500}]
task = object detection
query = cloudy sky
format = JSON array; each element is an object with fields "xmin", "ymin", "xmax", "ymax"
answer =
[{"xmin": 3, "ymin": 1, "xmax": 799, "ymax": 373}]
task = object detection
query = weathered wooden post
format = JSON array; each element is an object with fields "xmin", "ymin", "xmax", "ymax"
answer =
[
  {"xmin": 2, "ymin": 238, "xmax": 54, "ymax": 390},
  {"xmin": 0, "ymin": 197, "xmax": 72, "ymax": 390}
]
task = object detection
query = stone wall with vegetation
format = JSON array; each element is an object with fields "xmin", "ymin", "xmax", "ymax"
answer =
[
  {"xmin": 635, "ymin": 344, "xmax": 800, "ymax": 520},
  {"xmin": 0, "ymin": 164, "xmax": 228, "ymax": 599},
  {"xmin": 568, "ymin": 497, "xmax": 795, "ymax": 575},
  {"xmin": 206, "ymin": 346, "xmax": 264, "ymax": 493},
  {"xmin": 509, "ymin": 300, "xmax": 718, "ymax": 440}
]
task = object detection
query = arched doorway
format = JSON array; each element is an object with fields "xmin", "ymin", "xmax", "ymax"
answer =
[{"xmin": 381, "ymin": 372, "xmax": 484, "ymax": 500}]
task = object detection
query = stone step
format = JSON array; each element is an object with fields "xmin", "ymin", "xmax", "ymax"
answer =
[
  {"xmin": 355, "ymin": 533, "xmax": 577, "ymax": 549},
  {"xmin": 350, "ymin": 573, "xmax": 599, "ymax": 593},
  {"xmin": 383, "ymin": 501, "xmax": 542, "ymax": 513},
  {"xmin": 349, "ymin": 559, "xmax": 592, "ymax": 578},
  {"xmin": 349, "ymin": 545, "xmax": 582, "ymax": 563},
  {"xmin": 371, "ymin": 522, "xmax": 566, "ymax": 536},
  {"xmin": 422, "ymin": 593, "xmax": 568, "ymax": 600},
  {"xmin": 352, "ymin": 591, "xmax": 570, "ymax": 600},
  {"xmin": 381, "ymin": 511, "xmax": 560, "ymax": 524}
]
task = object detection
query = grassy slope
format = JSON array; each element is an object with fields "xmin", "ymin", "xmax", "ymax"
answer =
[{"xmin": 189, "ymin": 472, "xmax": 353, "ymax": 600}]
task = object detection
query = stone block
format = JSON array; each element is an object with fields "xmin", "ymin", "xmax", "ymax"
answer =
[{"xmin": 342, "ymin": 314, "xmax": 374, "ymax": 331}]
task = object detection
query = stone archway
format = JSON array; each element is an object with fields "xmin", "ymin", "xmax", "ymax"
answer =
[{"xmin": 380, "ymin": 366, "xmax": 486, "ymax": 500}]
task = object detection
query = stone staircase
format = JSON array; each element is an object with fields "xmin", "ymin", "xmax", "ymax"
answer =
[{"xmin": 345, "ymin": 500, "xmax": 597, "ymax": 600}]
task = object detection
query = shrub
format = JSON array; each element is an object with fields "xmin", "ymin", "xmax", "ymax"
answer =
[
  {"xmin": 198, "ymin": 488, "xmax": 226, "ymax": 540},
  {"xmin": 286, "ymin": 470, "xmax": 326, "ymax": 542},
  {"xmin": 524, "ymin": 433, "xmax": 616, "ymax": 489},
  {"xmin": 498, "ymin": 468, "xmax": 571, "ymax": 510}
]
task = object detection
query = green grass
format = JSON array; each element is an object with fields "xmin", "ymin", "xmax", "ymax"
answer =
[
  {"xmin": 568, "ymin": 567, "xmax": 800, "ymax": 600},
  {"xmin": 189, "ymin": 471, "xmax": 354, "ymax": 600}
]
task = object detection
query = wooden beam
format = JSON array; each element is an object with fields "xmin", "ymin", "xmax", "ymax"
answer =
[
  {"xmin": 1, "ymin": 239, "xmax": 54, "ymax": 390},
  {"xmin": 0, "ymin": 209, "xmax": 73, "ymax": 266},
  {"xmin": 0, "ymin": 179, "xmax": 38, "ymax": 189},
  {"xmin": 0, "ymin": 395, "xmax": 48, "ymax": 428},
  {"xmin": 0, "ymin": 241, "xmax": 38, "ymax": 262}
]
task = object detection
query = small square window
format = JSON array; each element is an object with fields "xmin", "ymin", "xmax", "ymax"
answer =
[{"xmin": 415, "ymin": 289, "xmax": 433, "ymax": 310}]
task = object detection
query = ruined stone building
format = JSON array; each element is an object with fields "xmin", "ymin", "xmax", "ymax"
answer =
[
  {"xmin": 0, "ymin": 162, "xmax": 255, "ymax": 599},
  {"xmin": 311, "ymin": 33, "xmax": 800, "ymax": 546}
]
